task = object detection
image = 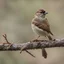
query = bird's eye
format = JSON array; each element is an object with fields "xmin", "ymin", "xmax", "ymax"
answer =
[
  {"xmin": 40, "ymin": 11, "xmax": 43, "ymax": 13},
  {"xmin": 40, "ymin": 11, "xmax": 45, "ymax": 13}
]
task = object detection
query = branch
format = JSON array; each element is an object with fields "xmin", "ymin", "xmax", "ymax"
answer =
[
  {"xmin": 1, "ymin": 34, "xmax": 64, "ymax": 58},
  {"xmin": 0, "ymin": 38, "xmax": 64, "ymax": 51}
]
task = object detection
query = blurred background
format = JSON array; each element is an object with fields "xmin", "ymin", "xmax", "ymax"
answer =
[{"xmin": 0, "ymin": 0, "xmax": 64, "ymax": 64}]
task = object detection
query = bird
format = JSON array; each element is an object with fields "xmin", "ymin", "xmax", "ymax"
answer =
[{"xmin": 31, "ymin": 9, "xmax": 54, "ymax": 58}]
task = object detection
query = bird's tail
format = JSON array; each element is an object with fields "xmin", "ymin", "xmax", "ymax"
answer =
[{"xmin": 42, "ymin": 48, "xmax": 47, "ymax": 58}]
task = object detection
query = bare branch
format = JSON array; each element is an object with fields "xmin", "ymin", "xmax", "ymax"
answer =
[{"xmin": 0, "ymin": 38, "xmax": 64, "ymax": 51}]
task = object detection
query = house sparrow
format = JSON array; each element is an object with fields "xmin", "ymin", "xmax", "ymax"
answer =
[{"xmin": 31, "ymin": 9, "xmax": 53, "ymax": 58}]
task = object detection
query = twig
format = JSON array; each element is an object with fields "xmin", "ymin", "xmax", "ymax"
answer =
[
  {"xmin": 25, "ymin": 50, "xmax": 35, "ymax": 57},
  {"xmin": 3, "ymin": 34, "xmax": 10, "ymax": 44}
]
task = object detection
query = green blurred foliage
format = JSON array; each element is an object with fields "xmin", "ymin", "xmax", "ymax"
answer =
[{"xmin": 0, "ymin": 0, "xmax": 64, "ymax": 64}]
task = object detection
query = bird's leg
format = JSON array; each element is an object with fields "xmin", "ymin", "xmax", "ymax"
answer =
[
  {"xmin": 36, "ymin": 35, "xmax": 40, "ymax": 40},
  {"xmin": 3, "ymin": 34, "xmax": 12, "ymax": 49},
  {"xmin": 31, "ymin": 36, "xmax": 40, "ymax": 42},
  {"xmin": 47, "ymin": 35, "xmax": 56, "ymax": 41}
]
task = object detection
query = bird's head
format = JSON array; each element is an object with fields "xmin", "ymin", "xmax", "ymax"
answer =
[{"xmin": 35, "ymin": 9, "xmax": 48, "ymax": 18}]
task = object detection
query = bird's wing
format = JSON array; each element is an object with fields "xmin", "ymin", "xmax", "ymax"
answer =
[{"xmin": 32, "ymin": 18, "xmax": 53, "ymax": 35}]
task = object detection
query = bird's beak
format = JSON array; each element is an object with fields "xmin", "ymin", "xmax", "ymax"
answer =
[{"xmin": 44, "ymin": 12, "xmax": 48, "ymax": 15}]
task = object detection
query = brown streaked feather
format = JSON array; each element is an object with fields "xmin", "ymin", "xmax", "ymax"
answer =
[{"xmin": 32, "ymin": 18, "xmax": 53, "ymax": 35}]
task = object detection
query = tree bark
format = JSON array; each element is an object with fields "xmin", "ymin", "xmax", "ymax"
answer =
[{"xmin": 0, "ymin": 38, "xmax": 64, "ymax": 51}]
